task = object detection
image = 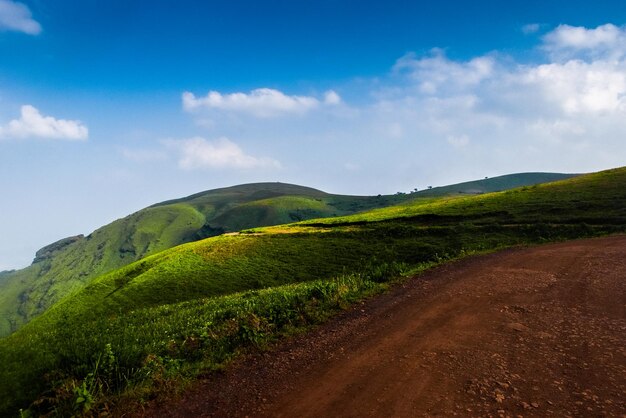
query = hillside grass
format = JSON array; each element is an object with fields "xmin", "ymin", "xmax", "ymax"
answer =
[
  {"xmin": 0, "ymin": 203, "xmax": 206, "ymax": 337},
  {"xmin": 296, "ymin": 168, "xmax": 625, "ymax": 225},
  {"xmin": 0, "ymin": 185, "xmax": 404, "ymax": 338},
  {"xmin": 0, "ymin": 174, "xmax": 575, "ymax": 338},
  {"xmin": 0, "ymin": 168, "xmax": 623, "ymax": 416}
]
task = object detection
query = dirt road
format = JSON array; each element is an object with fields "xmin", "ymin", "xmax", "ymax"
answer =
[{"xmin": 143, "ymin": 236, "xmax": 626, "ymax": 417}]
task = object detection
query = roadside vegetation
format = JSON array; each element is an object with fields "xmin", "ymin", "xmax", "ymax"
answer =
[
  {"xmin": 4, "ymin": 262, "xmax": 412, "ymax": 417},
  {"xmin": 0, "ymin": 168, "xmax": 623, "ymax": 416}
]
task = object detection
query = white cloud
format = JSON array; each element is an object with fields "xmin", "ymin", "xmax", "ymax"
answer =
[
  {"xmin": 182, "ymin": 88, "xmax": 340, "ymax": 118},
  {"xmin": 324, "ymin": 90, "xmax": 342, "ymax": 105},
  {"xmin": 0, "ymin": 0, "xmax": 41, "ymax": 35},
  {"xmin": 311, "ymin": 23, "xmax": 626, "ymax": 186},
  {"xmin": 393, "ymin": 49, "xmax": 495, "ymax": 94},
  {"xmin": 522, "ymin": 60, "xmax": 626, "ymax": 114},
  {"xmin": 543, "ymin": 24, "xmax": 626, "ymax": 60},
  {"xmin": 166, "ymin": 137, "xmax": 280, "ymax": 170},
  {"xmin": 386, "ymin": 27, "xmax": 626, "ymax": 120},
  {"xmin": 0, "ymin": 105, "xmax": 88, "ymax": 140},
  {"xmin": 544, "ymin": 23, "xmax": 622, "ymax": 50},
  {"xmin": 381, "ymin": 24, "xmax": 626, "ymax": 123}
]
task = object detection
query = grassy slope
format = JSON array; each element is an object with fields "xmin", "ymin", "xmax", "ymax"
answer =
[
  {"xmin": 0, "ymin": 174, "xmax": 572, "ymax": 337},
  {"xmin": 0, "ymin": 203, "xmax": 206, "ymax": 337},
  {"xmin": 298, "ymin": 169, "xmax": 623, "ymax": 225},
  {"xmin": 66, "ymin": 168, "xmax": 626, "ymax": 314},
  {"xmin": 0, "ymin": 184, "xmax": 400, "ymax": 337},
  {"xmin": 0, "ymin": 168, "xmax": 623, "ymax": 415}
]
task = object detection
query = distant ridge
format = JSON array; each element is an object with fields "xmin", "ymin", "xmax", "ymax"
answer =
[{"xmin": 414, "ymin": 172, "xmax": 578, "ymax": 197}]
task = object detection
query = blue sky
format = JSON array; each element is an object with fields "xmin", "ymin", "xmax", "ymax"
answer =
[{"xmin": 2, "ymin": 0, "xmax": 626, "ymax": 269}]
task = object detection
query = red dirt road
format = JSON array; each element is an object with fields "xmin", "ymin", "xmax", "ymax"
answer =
[{"xmin": 142, "ymin": 236, "xmax": 626, "ymax": 417}]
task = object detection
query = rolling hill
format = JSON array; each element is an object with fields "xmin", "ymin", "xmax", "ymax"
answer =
[
  {"xmin": 0, "ymin": 173, "xmax": 575, "ymax": 338},
  {"xmin": 0, "ymin": 167, "xmax": 622, "ymax": 415},
  {"xmin": 0, "ymin": 183, "xmax": 392, "ymax": 337}
]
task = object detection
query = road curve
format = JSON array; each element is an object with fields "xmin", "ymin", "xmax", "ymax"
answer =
[{"xmin": 142, "ymin": 236, "xmax": 626, "ymax": 417}]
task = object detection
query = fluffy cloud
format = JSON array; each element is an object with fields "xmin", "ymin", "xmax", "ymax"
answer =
[
  {"xmin": 544, "ymin": 23, "xmax": 623, "ymax": 50},
  {"xmin": 522, "ymin": 60, "xmax": 626, "ymax": 114},
  {"xmin": 302, "ymin": 23, "xmax": 626, "ymax": 188},
  {"xmin": 543, "ymin": 24, "xmax": 626, "ymax": 60},
  {"xmin": 386, "ymin": 24, "xmax": 626, "ymax": 120},
  {"xmin": 182, "ymin": 88, "xmax": 340, "ymax": 118},
  {"xmin": 0, "ymin": 105, "xmax": 88, "ymax": 140},
  {"xmin": 0, "ymin": 0, "xmax": 41, "ymax": 35},
  {"xmin": 393, "ymin": 49, "xmax": 495, "ymax": 94},
  {"xmin": 324, "ymin": 90, "xmax": 342, "ymax": 105},
  {"xmin": 166, "ymin": 137, "xmax": 280, "ymax": 170}
]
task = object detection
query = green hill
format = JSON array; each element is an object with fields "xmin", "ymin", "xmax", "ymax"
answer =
[
  {"xmin": 0, "ymin": 167, "xmax": 622, "ymax": 415},
  {"xmin": 0, "ymin": 174, "xmax": 574, "ymax": 338},
  {"xmin": 0, "ymin": 183, "xmax": 392, "ymax": 338}
]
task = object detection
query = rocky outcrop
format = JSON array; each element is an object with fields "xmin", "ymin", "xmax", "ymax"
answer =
[{"xmin": 33, "ymin": 235, "xmax": 84, "ymax": 264}]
